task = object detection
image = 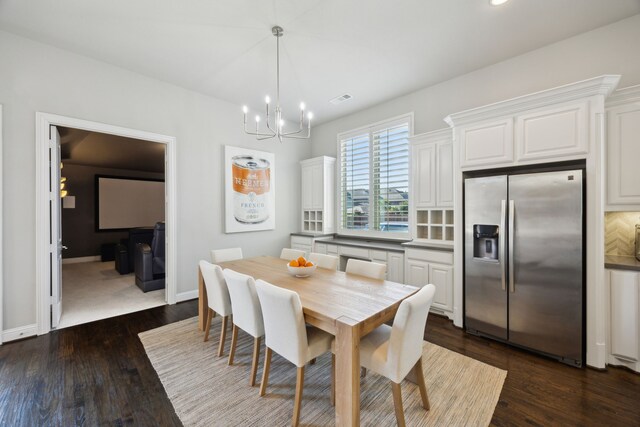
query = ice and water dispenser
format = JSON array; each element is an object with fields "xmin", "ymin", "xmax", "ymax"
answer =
[{"xmin": 473, "ymin": 224, "xmax": 499, "ymax": 261}]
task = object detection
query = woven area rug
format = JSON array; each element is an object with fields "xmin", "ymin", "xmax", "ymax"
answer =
[{"xmin": 139, "ymin": 317, "xmax": 506, "ymax": 426}]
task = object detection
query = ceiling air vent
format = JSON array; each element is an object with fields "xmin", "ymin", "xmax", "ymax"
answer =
[{"xmin": 329, "ymin": 93, "xmax": 353, "ymax": 105}]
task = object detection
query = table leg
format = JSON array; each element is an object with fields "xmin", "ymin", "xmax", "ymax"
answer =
[
  {"xmin": 335, "ymin": 316, "xmax": 360, "ymax": 427},
  {"xmin": 198, "ymin": 267, "xmax": 207, "ymax": 331}
]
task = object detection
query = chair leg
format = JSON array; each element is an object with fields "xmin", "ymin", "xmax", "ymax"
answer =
[
  {"xmin": 259, "ymin": 347, "xmax": 273, "ymax": 397},
  {"xmin": 217, "ymin": 316, "xmax": 228, "ymax": 357},
  {"xmin": 250, "ymin": 336, "xmax": 261, "ymax": 386},
  {"xmin": 228, "ymin": 325, "xmax": 239, "ymax": 365},
  {"xmin": 391, "ymin": 381, "xmax": 406, "ymax": 427},
  {"xmin": 331, "ymin": 354, "xmax": 336, "ymax": 406},
  {"xmin": 292, "ymin": 366, "xmax": 305, "ymax": 427},
  {"xmin": 413, "ymin": 357, "xmax": 430, "ymax": 410},
  {"xmin": 203, "ymin": 308, "xmax": 213, "ymax": 342}
]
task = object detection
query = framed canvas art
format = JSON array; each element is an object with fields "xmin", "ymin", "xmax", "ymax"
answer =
[{"xmin": 224, "ymin": 145, "xmax": 276, "ymax": 233}]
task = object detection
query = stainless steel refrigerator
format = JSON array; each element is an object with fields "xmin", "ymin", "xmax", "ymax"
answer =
[{"xmin": 464, "ymin": 169, "xmax": 584, "ymax": 366}]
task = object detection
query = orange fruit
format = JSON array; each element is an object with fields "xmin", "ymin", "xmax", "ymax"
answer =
[
  {"xmin": 289, "ymin": 260, "xmax": 299, "ymax": 267},
  {"xmin": 297, "ymin": 256, "xmax": 307, "ymax": 266},
  {"xmin": 305, "ymin": 261, "xmax": 314, "ymax": 267}
]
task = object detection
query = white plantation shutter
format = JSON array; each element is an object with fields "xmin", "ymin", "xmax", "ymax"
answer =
[
  {"xmin": 339, "ymin": 115, "xmax": 411, "ymax": 235},
  {"xmin": 340, "ymin": 133, "xmax": 370, "ymax": 230},
  {"xmin": 372, "ymin": 123, "xmax": 409, "ymax": 231}
]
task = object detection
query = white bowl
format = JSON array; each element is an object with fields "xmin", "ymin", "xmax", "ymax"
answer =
[{"xmin": 287, "ymin": 264, "xmax": 317, "ymax": 278}]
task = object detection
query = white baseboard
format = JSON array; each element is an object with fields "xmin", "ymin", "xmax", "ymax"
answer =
[
  {"xmin": 176, "ymin": 290, "xmax": 198, "ymax": 303},
  {"xmin": 62, "ymin": 256, "xmax": 101, "ymax": 264},
  {"xmin": 2, "ymin": 324, "xmax": 38, "ymax": 343}
]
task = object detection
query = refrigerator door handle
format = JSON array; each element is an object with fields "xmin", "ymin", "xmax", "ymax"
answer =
[
  {"xmin": 509, "ymin": 199, "xmax": 515, "ymax": 293},
  {"xmin": 500, "ymin": 200, "xmax": 507, "ymax": 291}
]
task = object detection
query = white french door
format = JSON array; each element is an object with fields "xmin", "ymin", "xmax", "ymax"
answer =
[{"xmin": 49, "ymin": 126, "xmax": 63, "ymax": 328}]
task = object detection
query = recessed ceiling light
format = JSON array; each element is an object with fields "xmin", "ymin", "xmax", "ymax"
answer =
[{"xmin": 490, "ymin": 0, "xmax": 510, "ymax": 5}]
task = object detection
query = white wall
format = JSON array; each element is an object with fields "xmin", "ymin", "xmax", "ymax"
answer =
[
  {"xmin": 311, "ymin": 14, "xmax": 640, "ymax": 155},
  {"xmin": 0, "ymin": 30, "xmax": 312, "ymax": 331}
]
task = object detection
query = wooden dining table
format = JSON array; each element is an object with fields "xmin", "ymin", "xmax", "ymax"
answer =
[{"xmin": 197, "ymin": 256, "xmax": 419, "ymax": 427}]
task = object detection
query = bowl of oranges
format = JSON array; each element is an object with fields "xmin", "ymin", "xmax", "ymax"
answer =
[{"xmin": 287, "ymin": 256, "xmax": 316, "ymax": 278}]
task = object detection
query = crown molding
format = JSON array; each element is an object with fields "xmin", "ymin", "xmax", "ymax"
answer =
[
  {"xmin": 409, "ymin": 127, "xmax": 452, "ymax": 144},
  {"xmin": 444, "ymin": 75, "xmax": 621, "ymax": 128},
  {"xmin": 605, "ymin": 84, "xmax": 640, "ymax": 108}
]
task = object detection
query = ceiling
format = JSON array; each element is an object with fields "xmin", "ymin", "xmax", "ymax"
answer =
[
  {"xmin": 1, "ymin": 1, "xmax": 639, "ymax": 124},
  {"xmin": 59, "ymin": 127, "xmax": 165, "ymax": 173}
]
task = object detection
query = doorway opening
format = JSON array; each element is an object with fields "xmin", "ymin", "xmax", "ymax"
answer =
[{"xmin": 36, "ymin": 113, "xmax": 177, "ymax": 334}]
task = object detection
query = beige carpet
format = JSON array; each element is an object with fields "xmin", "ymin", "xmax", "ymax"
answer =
[
  {"xmin": 139, "ymin": 317, "xmax": 506, "ymax": 426},
  {"xmin": 59, "ymin": 261, "xmax": 165, "ymax": 329}
]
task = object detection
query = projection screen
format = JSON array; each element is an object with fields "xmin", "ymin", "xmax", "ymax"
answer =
[{"xmin": 96, "ymin": 176, "xmax": 165, "ymax": 230}]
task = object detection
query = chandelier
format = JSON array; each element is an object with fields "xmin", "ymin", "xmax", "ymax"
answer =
[{"xmin": 242, "ymin": 26, "xmax": 312, "ymax": 142}]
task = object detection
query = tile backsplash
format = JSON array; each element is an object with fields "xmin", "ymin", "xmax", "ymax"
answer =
[{"xmin": 605, "ymin": 212, "xmax": 640, "ymax": 256}]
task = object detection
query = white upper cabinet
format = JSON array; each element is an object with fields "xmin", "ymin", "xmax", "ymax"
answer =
[
  {"xmin": 436, "ymin": 142, "xmax": 454, "ymax": 207},
  {"xmin": 300, "ymin": 156, "xmax": 336, "ymax": 234},
  {"xmin": 410, "ymin": 129, "xmax": 453, "ymax": 208},
  {"xmin": 445, "ymin": 75, "xmax": 621, "ymax": 171},
  {"xmin": 301, "ymin": 166, "xmax": 313, "ymax": 210},
  {"xmin": 606, "ymin": 85, "xmax": 640, "ymax": 209},
  {"xmin": 458, "ymin": 118, "xmax": 514, "ymax": 168},
  {"xmin": 515, "ymin": 101, "xmax": 588, "ymax": 162},
  {"xmin": 412, "ymin": 142, "xmax": 436, "ymax": 208}
]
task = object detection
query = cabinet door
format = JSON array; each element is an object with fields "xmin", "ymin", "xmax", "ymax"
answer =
[
  {"xmin": 459, "ymin": 118, "xmax": 514, "ymax": 169},
  {"xmin": 515, "ymin": 102, "xmax": 588, "ymax": 162},
  {"xmin": 428, "ymin": 263, "xmax": 453, "ymax": 313},
  {"xmin": 436, "ymin": 142, "xmax": 453, "ymax": 207},
  {"xmin": 314, "ymin": 243, "xmax": 327, "ymax": 254},
  {"xmin": 388, "ymin": 252, "xmax": 404, "ymax": 283},
  {"xmin": 301, "ymin": 166, "xmax": 313, "ymax": 210},
  {"xmin": 610, "ymin": 270, "xmax": 639, "ymax": 362},
  {"xmin": 413, "ymin": 143, "xmax": 436, "ymax": 208},
  {"xmin": 405, "ymin": 259, "xmax": 429, "ymax": 288},
  {"xmin": 311, "ymin": 164, "xmax": 324, "ymax": 209},
  {"xmin": 607, "ymin": 103, "xmax": 640, "ymax": 207}
]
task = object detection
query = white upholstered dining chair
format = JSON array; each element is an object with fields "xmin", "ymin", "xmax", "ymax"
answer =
[
  {"xmin": 211, "ymin": 247, "xmax": 243, "ymax": 263},
  {"xmin": 255, "ymin": 279, "xmax": 334, "ymax": 427},
  {"xmin": 356, "ymin": 284, "xmax": 436, "ymax": 427},
  {"xmin": 345, "ymin": 258, "xmax": 387, "ymax": 280},
  {"xmin": 199, "ymin": 260, "xmax": 233, "ymax": 357},
  {"xmin": 222, "ymin": 269, "xmax": 265, "ymax": 386},
  {"xmin": 308, "ymin": 252, "xmax": 339, "ymax": 270},
  {"xmin": 280, "ymin": 248, "xmax": 306, "ymax": 260}
]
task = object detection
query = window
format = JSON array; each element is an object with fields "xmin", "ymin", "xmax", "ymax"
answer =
[{"xmin": 339, "ymin": 115, "xmax": 412, "ymax": 236}]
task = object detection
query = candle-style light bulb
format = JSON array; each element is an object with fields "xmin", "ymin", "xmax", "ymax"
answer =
[
  {"xmin": 255, "ymin": 115, "xmax": 261, "ymax": 122},
  {"xmin": 242, "ymin": 105, "xmax": 248, "ymax": 114},
  {"xmin": 299, "ymin": 102, "xmax": 306, "ymax": 111},
  {"xmin": 308, "ymin": 112, "xmax": 313, "ymax": 120},
  {"xmin": 279, "ymin": 119, "xmax": 285, "ymax": 127},
  {"xmin": 265, "ymin": 96, "xmax": 271, "ymax": 104}
]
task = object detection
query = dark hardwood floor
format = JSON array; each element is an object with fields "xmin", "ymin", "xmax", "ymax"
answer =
[{"xmin": 0, "ymin": 301, "xmax": 638, "ymax": 426}]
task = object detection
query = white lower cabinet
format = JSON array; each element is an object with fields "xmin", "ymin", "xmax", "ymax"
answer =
[
  {"xmin": 405, "ymin": 248, "xmax": 454, "ymax": 319},
  {"xmin": 314, "ymin": 242, "xmax": 327, "ymax": 254},
  {"xmin": 607, "ymin": 269, "xmax": 640, "ymax": 372},
  {"xmin": 428, "ymin": 263, "xmax": 453, "ymax": 313},
  {"xmin": 290, "ymin": 236, "xmax": 314, "ymax": 257}
]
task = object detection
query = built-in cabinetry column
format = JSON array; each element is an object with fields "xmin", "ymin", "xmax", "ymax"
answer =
[{"xmin": 300, "ymin": 156, "xmax": 336, "ymax": 234}]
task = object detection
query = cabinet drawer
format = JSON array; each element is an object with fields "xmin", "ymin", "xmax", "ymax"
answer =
[
  {"xmin": 291, "ymin": 236, "xmax": 314, "ymax": 246},
  {"xmin": 339, "ymin": 246, "xmax": 370, "ymax": 259},
  {"xmin": 327, "ymin": 244, "xmax": 339, "ymax": 255},
  {"xmin": 405, "ymin": 248, "xmax": 453, "ymax": 265}
]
